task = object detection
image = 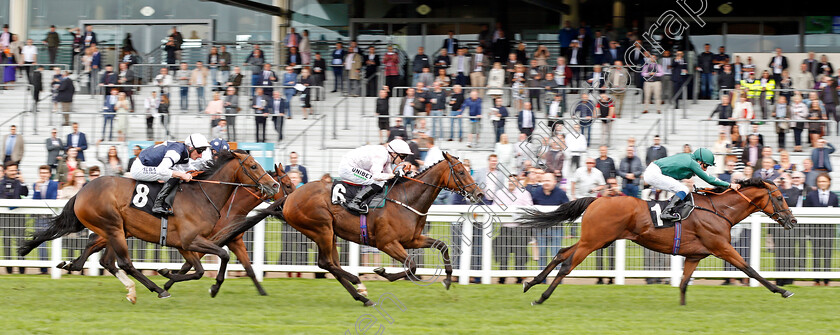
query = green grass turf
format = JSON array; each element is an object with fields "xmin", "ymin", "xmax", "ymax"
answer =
[{"xmin": 1, "ymin": 275, "xmax": 839, "ymax": 334}]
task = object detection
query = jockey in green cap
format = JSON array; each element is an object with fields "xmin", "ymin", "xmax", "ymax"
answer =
[{"xmin": 643, "ymin": 147, "xmax": 741, "ymax": 220}]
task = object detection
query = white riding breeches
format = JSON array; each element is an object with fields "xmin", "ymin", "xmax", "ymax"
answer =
[{"xmin": 643, "ymin": 163, "xmax": 689, "ymax": 196}]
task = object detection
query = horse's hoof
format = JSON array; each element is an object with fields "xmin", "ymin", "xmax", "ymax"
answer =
[
  {"xmin": 258, "ymin": 290, "xmax": 268, "ymax": 296},
  {"xmin": 158, "ymin": 291, "xmax": 171, "ymax": 299},
  {"xmin": 373, "ymin": 267, "xmax": 385, "ymax": 275},
  {"xmin": 363, "ymin": 300, "xmax": 376, "ymax": 307},
  {"xmin": 126, "ymin": 295, "xmax": 137, "ymax": 304},
  {"xmin": 443, "ymin": 279, "xmax": 452, "ymax": 290},
  {"xmin": 210, "ymin": 286, "xmax": 219, "ymax": 298},
  {"xmin": 782, "ymin": 291, "xmax": 794, "ymax": 298},
  {"xmin": 531, "ymin": 301, "xmax": 541, "ymax": 306},
  {"xmin": 56, "ymin": 261, "xmax": 67, "ymax": 269},
  {"xmin": 158, "ymin": 268, "xmax": 170, "ymax": 277},
  {"xmin": 523, "ymin": 282, "xmax": 531, "ymax": 293}
]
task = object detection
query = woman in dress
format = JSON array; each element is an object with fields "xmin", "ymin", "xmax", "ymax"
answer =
[
  {"xmin": 115, "ymin": 92, "xmax": 131, "ymax": 141},
  {"xmin": 486, "ymin": 62, "xmax": 505, "ymax": 100},
  {"xmin": 494, "ymin": 133, "xmax": 515, "ymax": 169},
  {"xmin": 56, "ymin": 147, "xmax": 85, "ymax": 184},
  {"xmin": 204, "ymin": 91, "xmax": 225, "ymax": 129},
  {"xmin": 2, "ymin": 47, "xmax": 16, "ymax": 84},
  {"xmin": 790, "ymin": 94, "xmax": 809, "ymax": 152},
  {"xmin": 98, "ymin": 143, "xmax": 125, "ymax": 177},
  {"xmin": 807, "ymin": 99, "xmax": 826, "ymax": 146}
]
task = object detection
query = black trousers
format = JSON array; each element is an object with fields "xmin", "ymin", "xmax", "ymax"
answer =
[
  {"xmin": 273, "ymin": 115, "xmax": 284, "ymax": 141},
  {"xmin": 366, "ymin": 75, "xmax": 379, "ymax": 97},
  {"xmin": 255, "ymin": 116, "xmax": 267, "ymax": 142},
  {"xmin": 385, "ymin": 75, "xmax": 400, "ymax": 97}
]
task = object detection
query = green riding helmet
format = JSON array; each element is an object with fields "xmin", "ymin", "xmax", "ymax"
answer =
[{"xmin": 693, "ymin": 148, "xmax": 716, "ymax": 166}]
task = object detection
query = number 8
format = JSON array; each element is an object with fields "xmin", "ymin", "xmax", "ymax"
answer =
[{"xmin": 133, "ymin": 184, "xmax": 150, "ymax": 207}]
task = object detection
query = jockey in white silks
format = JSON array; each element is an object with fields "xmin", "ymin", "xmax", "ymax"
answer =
[
  {"xmin": 129, "ymin": 133, "xmax": 211, "ymax": 215},
  {"xmin": 338, "ymin": 139, "xmax": 413, "ymax": 213}
]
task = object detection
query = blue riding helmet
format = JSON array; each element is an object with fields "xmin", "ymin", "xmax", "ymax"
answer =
[{"xmin": 209, "ymin": 138, "xmax": 230, "ymax": 154}]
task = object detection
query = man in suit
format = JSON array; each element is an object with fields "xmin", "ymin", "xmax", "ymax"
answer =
[
  {"xmin": 117, "ymin": 62, "xmax": 136, "ymax": 111},
  {"xmin": 470, "ymin": 46, "xmax": 489, "ymax": 93},
  {"xmin": 98, "ymin": 64, "xmax": 117, "ymax": 97},
  {"xmin": 56, "ymin": 71, "xmax": 75, "ymax": 126},
  {"xmin": 101, "ymin": 88, "xmax": 119, "ymax": 141},
  {"xmin": 768, "ymin": 48, "xmax": 788, "ymax": 84},
  {"xmin": 31, "ymin": 66, "xmax": 43, "ymax": 107},
  {"xmin": 741, "ymin": 134, "xmax": 764, "ymax": 169},
  {"xmin": 605, "ymin": 41, "xmax": 623, "ymax": 65},
  {"xmin": 753, "ymin": 157, "xmax": 781, "ymax": 181},
  {"xmin": 364, "ymin": 46, "xmax": 380, "ymax": 97},
  {"xmin": 804, "ymin": 173, "xmax": 838, "ymax": 286},
  {"xmin": 645, "ymin": 135, "xmax": 668, "ymax": 166},
  {"xmin": 270, "ymin": 91, "xmax": 286, "ymax": 141},
  {"xmin": 0, "ymin": 125, "xmax": 24, "ymax": 164},
  {"xmin": 330, "ymin": 42, "xmax": 347, "ymax": 93},
  {"xmin": 285, "ymin": 151, "xmax": 308, "ymax": 184},
  {"xmin": 65, "ymin": 122, "xmax": 88, "ymax": 161},
  {"xmin": 565, "ymin": 40, "xmax": 584, "ymax": 86},
  {"xmin": 45, "ymin": 128, "xmax": 63, "ymax": 173},
  {"xmin": 252, "ymin": 88, "xmax": 271, "ymax": 143},
  {"xmin": 450, "ymin": 47, "xmax": 470, "ymax": 87},
  {"xmin": 442, "ymin": 30, "xmax": 459, "ymax": 55},
  {"xmin": 225, "ymin": 66, "xmax": 243, "ymax": 94},
  {"xmin": 258, "ymin": 63, "xmax": 277, "ymax": 96},
  {"xmin": 811, "ymin": 138, "xmax": 835, "ymax": 172},
  {"xmin": 82, "ymin": 25, "xmax": 97, "ymax": 51},
  {"xmin": 517, "ymin": 102, "xmax": 536, "ymax": 136},
  {"xmin": 89, "ymin": 45, "xmax": 102, "ymax": 92},
  {"xmin": 222, "ymin": 86, "xmax": 239, "ymax": 141},
  {"xmin": 591, "ymin": 30, "xmax": 607, "ymax": 65},
  {"xmin": 32, "ymin": 164, "xmax": 59, "ymax": 273}
]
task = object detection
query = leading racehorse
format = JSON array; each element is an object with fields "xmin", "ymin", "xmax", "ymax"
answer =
[
  {"xmin": 518, "ymin": 178, "xmax": 797, "ymax": 306},
  {"xmin": 19, "ymin": 150, "xmax": 280, "ymax": 303},
  {"xmin": 228, "ymin": 152, "xmax": 483, "ymax": 306}
]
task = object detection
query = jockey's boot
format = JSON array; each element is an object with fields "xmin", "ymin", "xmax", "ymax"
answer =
[
  {"xmin": 152, "ymin": 178, "xmax": 180, "ymax": 216},
  {"xmin": 660, "ymin": 192, "xmax": 686, "ymax": 221},
  {"xmin": 346, "ymin": 184, "xmax": 382, "ymax": 214}
]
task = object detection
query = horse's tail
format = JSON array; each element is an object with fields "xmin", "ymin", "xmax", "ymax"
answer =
[
  {"xmin": 517, "ymin": 197, "xmax": 597, "ymax": 228},
  {"xmin": 212, "ymin": 198, "xmax": 286, "ymax": 246},
  {"xmin": 19, "ymin": 196, "xmax": 84, "ymax": 256}
]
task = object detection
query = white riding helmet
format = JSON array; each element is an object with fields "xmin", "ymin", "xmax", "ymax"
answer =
[
  {"xmin": 386, "ymin": 139, "xmax": 412, "ymax": 156},
  {"xmin": 185, "ymin": 133, "xmax": 211, "ymax": 150}
]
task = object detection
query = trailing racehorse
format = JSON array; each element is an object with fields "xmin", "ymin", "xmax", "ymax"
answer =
[
  {"xmin": 19, "ymin": 150, "xmax": 280, "ymax": 303},
  {"xmin": 518, "ymin": 178, "xmax": 797, "ymax": 306},
  {"xmin": 53, "ymin": 164, "xmax": 295, "ymax": 297},
  {"xmin": 232, "ymin": 152, "xmax": 483, "ymax": 306}
]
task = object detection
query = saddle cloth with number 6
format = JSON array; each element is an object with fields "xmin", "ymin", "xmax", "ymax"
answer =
[{"xmin": 129, "ymin": 181, "xmax": 174, "ymax": 216}]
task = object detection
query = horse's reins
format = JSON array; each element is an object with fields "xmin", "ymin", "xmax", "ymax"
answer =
[{"xmin": 696, "ymin": 186, "xmax": 790, "ymax": 225}]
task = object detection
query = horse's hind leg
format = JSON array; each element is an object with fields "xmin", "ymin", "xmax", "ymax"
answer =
[
  {"xmin": 711, "ymin": 242, "xmax": 793, "ymax": 298},
  {"xmin": 523, "ymin": 244, "xmax": 576, "ymax": 293},
  {"xmin": 162, "ymin": 251, "xmax": 205, "ymax": 291},
  {"xmin": 312, "ymin": 234, "xmax": 372, "ymax": 306},
  {"xmin": 98, "ymin": 247, "xmax": 137, "ymax": 304},
  {"xmin": 106, "ymin": 232, "xmax": 170, "ymax": 299},
  {"xmin": 679, "ymin": 256, "xmax": 705, "ymax": 306},
  {"xmin": 372, "ymin": 241, "xmax": 415, "ymax": 282},
  {"xmin": 176, "ymin": 235, "xmax": 230, "ymax": 298},
  {"xmin": 330, "ymin": 241, "xmax": 367, "ymax": 297},
  {"xmin": 59, "ymin": 233, "xmax": 107, "ymax": 272},
  {"xmin": 532, "ymin": 243, "xmax": 598, "ymax": 306}
]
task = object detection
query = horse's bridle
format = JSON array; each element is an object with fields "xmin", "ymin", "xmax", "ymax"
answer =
[
  {"xmin": 737, "ymin": 186, "xmax": 792, "ymax": 224},
  {"xmin": 399, "ymin": 157, "xmax": 479, "ymax": 202},
  {"xmin": 234, "ymin": 153, "xmax": 277, "ymax": 197}
]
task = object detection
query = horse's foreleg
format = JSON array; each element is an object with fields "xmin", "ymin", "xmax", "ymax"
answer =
[
  {"xmin": 178, "ymin": 236, "xmax": 230, "ymax": 298},
  {"xmin": 107, "ymin": 232, "xmax": 170, "ymax": 300},
  {"xmin": 228, "ymin": 237, "xmax": 268, "ymax": 296},
  {"xmin": 712, "ymin": 244, "xmax": 793, "ymax": 298},
  {"xmin": 162, "ymin": 251, "xmax": 205, "ymax": 291},
  {"xmin": 372, "ymin": 241, "xmax": 413, "ymax": 282},
  {"xmin": 679, "ymin": 256, "xmax": 704, "ymax": 306},
  {"xmin": 315, "ymin": 242, "xmax": 373, "ymax": 306},
  {"xmin": 524, "ymin": 244, "xmax": 576, "ymax": 293},
  {"xmin": 422, "ymin": 237, "xmax": 453, "ymax": 290}
]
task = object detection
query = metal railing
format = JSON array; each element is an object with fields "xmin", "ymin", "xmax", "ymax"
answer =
[{"xmin": 2, "ymin": 200, "xmax": 839, "ymax": 287}]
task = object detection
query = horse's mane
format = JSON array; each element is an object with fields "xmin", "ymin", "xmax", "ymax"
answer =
[
  {"xmin": 194, "ymin": 149, "xmax": 246, "ymax": 180},
  {"xmin": 413, "ymin": 152, "xmax": 450, "ymax": 177},
  {"xmin": 706, "ymin": 177, "xmax": 774, "ymax": 193}
]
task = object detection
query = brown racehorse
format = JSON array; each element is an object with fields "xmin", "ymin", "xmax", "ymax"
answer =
[
  {"xmin": 53, "ymin": 164, "xmax": 296, "ymax": 297},
  {"xmin": 19, "ymin": 150, "xmax": 280, "ymax": 303},
  {"xmin": 518, "ymin": 178, "xmax": 797, "ymax": 306},
  {"xmin": 233, "ymin": 152, "xmax": 483, "ymax": 306}
]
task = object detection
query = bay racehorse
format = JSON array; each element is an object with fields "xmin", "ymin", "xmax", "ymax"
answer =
[
  {"xmin": 53, "ymin": 164, "xmax": 295, "ymax": 297},
  {"xmin": 19, "ymin": 150, "xmax": 280, "ymax": 303},
  {"xmin": 518, "ymin": 178, "xmax": 797, "ymax": 306},
  {"xmin": 229, "ymin": 152, "xmax": 483, "ymax": 306}
]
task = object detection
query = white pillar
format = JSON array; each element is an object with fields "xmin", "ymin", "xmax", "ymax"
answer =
[
  {"xmin": 480, "ymin": 215, "xmax": 493, "ymax": 284},
  {"xmin": 348, "ymin": 241, "xmax": 360, "ymax": 276},
  {"xmin": 749, "ymin": 215, "xmax": 762, "ymax": 287},
  {"xmin": 458, "ymin": 215, "xmax": 473, "ymax": 285},
  {"xmin": 10, "ymin": 0, "xmax": 29, "ymax": 40},
  {"xmin": 253, "ymin": 219, "xmax": 266, "ymax": 282},
  {"xmin": 670, "ymin": 255, "xmax": 683, "ymax": 287},
  {"xmin": 614, "ymin": 239, "xmax": 626, "ymax": 285},
  {"xmin": 50, "ymin": 237, "xmax": 62, "ymax": 279}
]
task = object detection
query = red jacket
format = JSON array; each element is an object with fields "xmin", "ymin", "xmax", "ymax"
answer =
[{"xmin": 383, "ymin": 52, "xmax": 400, "ymax": 77}]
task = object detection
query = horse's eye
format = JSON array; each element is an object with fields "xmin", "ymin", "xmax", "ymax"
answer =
[{"xmin": 251, "ymin": 165, "xmax": 257, "ymax": 170}]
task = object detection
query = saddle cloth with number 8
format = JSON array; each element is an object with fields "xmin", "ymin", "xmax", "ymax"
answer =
[{"xmin": 129, "ymin": 181, "xmax": 169, "ymax": 216}]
